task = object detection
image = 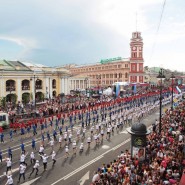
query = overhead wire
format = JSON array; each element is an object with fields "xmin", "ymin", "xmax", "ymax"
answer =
[{"xmin": 148, "ymin": 0, "xmax": 167, "ymax": 63}]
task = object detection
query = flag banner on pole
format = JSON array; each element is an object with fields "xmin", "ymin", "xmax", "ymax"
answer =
[
  {"xmin": 133, "ymin": 84, "xmax": 137, "ymax": 94},
  {"xmin": 116, "ymin": 84, "xmax": 120, "ymax": 97},
  {"xmin": 176, "ymin": 86, "xmax": 181, "ymax": 93}
]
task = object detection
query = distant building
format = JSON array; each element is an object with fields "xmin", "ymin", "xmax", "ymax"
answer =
[
  {"xmin": 0, "ymin": 60, "xmax": 90, "ymax": 103},
  {"xmin": 66, "ymin": 31, "xmax": 144, "ymax": 87}
]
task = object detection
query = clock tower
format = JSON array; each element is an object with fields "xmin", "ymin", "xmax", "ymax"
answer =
[{"xmin": 129, "ymin": 32, "xmax": 144, "ymax": 83}]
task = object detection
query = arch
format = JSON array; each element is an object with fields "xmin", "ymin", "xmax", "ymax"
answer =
[
  {"xmin": 52, "ymin": 90, "xmax": 56, "ymax": 97},
  {"xmin": 125, "ymin": 73, "xmax": 128, "ymax": 78},
  {"xmin": 22, "ymin": 79, "xmax": 30, "ymax": 90},
  {"xmin": 22, "ymin": 92, "xmax": 30, "ymax": 104},
  {"xmin": 35, "ymin": 92, "xmax": 44, "ymax": 102},
  {"xmin": 6, "ymin": 80, "xmax": 16, "ymax": 92},
  {"xmin": 52, "ymin": 79, "xmax": 56, "ymax": 88},
  {"xmin": 36, "ymin": 79, "xmax": 42, "ymax": 90},
  {"xmin": 6, "ymin": 93, "xmax": 17, "ymax": 103}
]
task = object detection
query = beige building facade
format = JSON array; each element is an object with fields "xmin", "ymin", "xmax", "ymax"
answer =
[{"xmin": 0, "ymin": 60, "xmax": 90, "ymax": 103}]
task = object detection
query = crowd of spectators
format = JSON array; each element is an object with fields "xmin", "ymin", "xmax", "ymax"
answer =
[{"xmin": 91, "ymin": 101, "xmax": 185, "ymax": 185}]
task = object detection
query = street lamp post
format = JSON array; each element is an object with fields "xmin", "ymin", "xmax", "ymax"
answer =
[
  {"xmin": 157, "ymin": 68, "xmax": 165, "ymax": 134},
  {"xmin": 170, "ymin": 73, "xmax": 175, "ymax": 111}
]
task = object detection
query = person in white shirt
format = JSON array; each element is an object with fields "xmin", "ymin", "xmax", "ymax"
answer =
[
  {"xmin": 58, "ymin": 135, "xmax": 62, "ymax": 148},
  {"xmin": 5, "ymin": 174, "xmax": 13, "ymax": 185},
  {"xmin": 40, "ymin": 153, "xmax": 49, "ymax": 171},
  {"xmin": 72, "ymin": 140, "xmax": 77, "ymax": 155},
  {"xmin": 65, "ymin": 146, "xmax": 69, "ymax": 158},
  {"xmin": 20, "ymin": 152, "xmax": 28, "ymax": 166},
  {"xmin": 39, "ymin": 145, "xmax": 44, "ymax": 157},
  {"xmin": 30, "ymin": 152, "xmax": 35, "ymax": 164},
  {"xmin": 48, "ymin": 139, "xmax": 54, "ymax": 151},
  {"xmin": 79, "ymin": 143, "xmax": 84, "ymax": 152},
  {"xmin": 87, "ymin": 136, "xmax": 91, "ymax": 148},
  {"xmin": 29, "ymin": 160, "xmax": 39, "ymax": 178},
  {"xmin": 51, "ymin": 150, "xmax": 56, "ymax": 166},
  {"xmin": 18, "ymin": 164, "xmax": 26, "ymax": 183},
  {"xmin": 6, "ymin": 158, "xmax": 12, "ymax": 174}
]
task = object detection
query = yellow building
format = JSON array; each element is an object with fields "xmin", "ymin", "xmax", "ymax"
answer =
[{"xmin": 0, "ymin": 60, "xmax": 92, "ymax": 105}]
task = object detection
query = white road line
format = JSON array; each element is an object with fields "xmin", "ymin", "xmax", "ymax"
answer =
[{"xmin": 51, "ymin": 138, "xmax": 131, "ymax": 185}]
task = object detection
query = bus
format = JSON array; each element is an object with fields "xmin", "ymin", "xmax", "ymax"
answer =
[{"xmin": 0, "ymin": 112, "xmax": 9, "ymax": 127}]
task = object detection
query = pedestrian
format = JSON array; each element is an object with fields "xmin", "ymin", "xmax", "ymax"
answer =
[
  {"xmin": 17, "ymin": 164, "xmax": 26, "ymax": 183},
  {"xmin": 51, "ymin": 150, "xmax": 56, "ymax": 166},
  {"xmin": 29, "ymin": 160, "xmax": 39, "ymax": 178},
  {"xmin": 48, "ymin": 138, "xmax": 54, "ymax": 151},
  {"xmin": 32, "ymin": 138, "xmax": 36, "ymax": 150},
  {"xmin": 7, "ymin": 147, "xmax": 12, "ymax": 161},
  {"xmin": 20, "ymin": 152, "xmax": 28, "ymax": 166},
  {"xmin": 65, "ymin": 145, "xmax": 70, "ymax": 158},
  {"xmin": 0, "ymin": 149, "xmax": 2, "ymax": 164},
  {"xmin": 5, "ymin": 174, "xmax": 13, "ymax": 185},
  {"xmin": 38, "ymin": 145, "xmax": 44, "ymax": 156},
  {"xmin": 1, "ymin": 132, "xmax": 4, "ymax": 143},
  {"xmin": 30, "ymin": 152, "xmax": 35, "ymax": 164},
  {"xmin": 5, "ymin": 157, "xmax": 12, "ymax": 174},
  {"xmin": 58, "ymin": 135, "xmax": 62, "ymax": 148},
  {"xmin": 20, "ymin": 142, "xmax": 25, "ymax": 153},
  {"xmin": 40, "ymin": 153, "xmax": 49, "ymax": 171},
  {"xmin": 9, "ymin": 130, "xmax": 13, "ymax": 141}
]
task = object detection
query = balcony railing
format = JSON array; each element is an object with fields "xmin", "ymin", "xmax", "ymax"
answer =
[
  {"xmin": 36, "ymin": 85, "xmax": 42, "ymax": 90},
  {"xmin": 6, "ymin": 86, "xmax": 16, "ymax": 92},
  {"xmin": 22, "ymin": 86, "xmax": 30, "ymax": 90}
]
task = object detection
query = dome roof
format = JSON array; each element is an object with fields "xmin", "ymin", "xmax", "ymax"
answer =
[{"xmin": 127, "ymin": 122, "xmax": 150, "ymax": 135}]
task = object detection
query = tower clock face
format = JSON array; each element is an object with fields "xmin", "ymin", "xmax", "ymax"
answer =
[{"xmin": 133, "ymin": 46, "xmax": 136, "ymax": 50}]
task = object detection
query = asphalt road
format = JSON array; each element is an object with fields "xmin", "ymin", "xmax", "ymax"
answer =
[{"xmin": 0, "ymin": 103, "xmax": 170, "ymax": 185}]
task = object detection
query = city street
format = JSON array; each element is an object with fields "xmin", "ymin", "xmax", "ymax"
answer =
[{"xmin": 0, "ymin": 105, "xmax": 168, "ymax": 185}]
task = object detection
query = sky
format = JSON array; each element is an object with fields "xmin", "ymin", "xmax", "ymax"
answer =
[{"xmin": 0, "ymin": 0, "xmax": 185, "ymax": 71}]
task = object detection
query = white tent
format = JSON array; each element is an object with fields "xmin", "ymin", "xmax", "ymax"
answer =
[{"xmin": 103, "ymin": 87, "xmax": 113, "ymax": 95}]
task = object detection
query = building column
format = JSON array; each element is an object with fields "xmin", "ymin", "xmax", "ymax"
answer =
[
  {"xmin": 45, "ymin": 77, "xmax": 49, "ymax": 98},
  {"xmin": 17, "ymin": 79, "xmax": 21, "ymax": 102},
  {"xmin": 50, "ymin": 78, "xmax": 53, "ymax": 98}
]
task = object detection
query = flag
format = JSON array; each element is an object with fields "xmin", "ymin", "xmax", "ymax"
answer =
[
  {"xmin": 133, "ymin": 84, "xmax": 137, "ymax": 94},
  {"xmin": 176, "ymin": 86, "xmax": 181, "ymax": 93},
  {"xmin": 116, "ymin": 84, "xmax": 120, "ymax": 97}
]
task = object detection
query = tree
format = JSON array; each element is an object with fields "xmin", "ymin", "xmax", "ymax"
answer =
[{"xmin": 22, "ymin": 93, "xmax": 30, "ymax": 104}]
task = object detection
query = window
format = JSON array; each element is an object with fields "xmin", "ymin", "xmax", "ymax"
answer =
[
  {"xmin": 114, "ymin": 74, "xmax": 117, "ymax": 78},
  {"xmin": 125, "ymin": 73, "xmax": 128, "ymax": 78},
  {"xmin": 132, "ymin": 65, "xmax": 136, "ymax": 71},
  {"xmin": 110, "ymin": 74, "xmax": 113, "ymax": 78},
  {"xmin": 118, "ymin": 65, "xmax": 121, "ymax": 68},
  {"xmin": 0, "ymin": 115, "xmax": 6, "ymax": 121},
  {"xmin": 125, "ymin": 64, "xmax": 128, "ymax": 68},
  {"xmin": 106, "ymin": 74, "xmax": 109, "ymax": 78},
  {"xmin": 103, "ymin": 74, "xmax": 105, "ymax": 78}
]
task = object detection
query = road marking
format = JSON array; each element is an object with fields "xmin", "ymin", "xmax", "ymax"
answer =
[
  {"xmin": 102, "ymin": 145, "xmax": 110, "ymax": 149},
  {"xmin": 78, "ymin": 171, "xmax": 89, "ymax": 185},
  {"xmin": 51, "ymin": 138, "xmax": 131, "ymax": 185},
  {"xmin": 112, "ymin": 138, "xmax": 130, "ymax": 151},
  {"xmin": 120, "ymin": 130, "xmax": 128, "ymax": 134},
  {"xmin": 0, "ymin": 167, "xmax": 19, "ymax": 178},
  {"xmin": 20, "ymin": 176, "xmax": 41, "ymax": 185}
]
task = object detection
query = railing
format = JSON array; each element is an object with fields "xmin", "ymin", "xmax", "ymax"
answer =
[
  {"xmin": 22, "ymin": 86, "xmax": 30, "ymax": 90},
  {"xmin": 36, "ymin": 85, "xmax": 42, "ymax": 90},
  {"xmin": 6, "ymin": 86, "xmax": 16, "ymax": 92}
]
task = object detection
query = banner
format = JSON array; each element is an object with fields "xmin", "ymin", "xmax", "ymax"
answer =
[{"xmin": 116, "ymin": 84, "xmax": 120, "ymax": 97}]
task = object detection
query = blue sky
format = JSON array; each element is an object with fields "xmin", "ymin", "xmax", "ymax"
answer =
[{"xmin": 0, "ymin": 0, "xmax": 185, "ymax": 71}]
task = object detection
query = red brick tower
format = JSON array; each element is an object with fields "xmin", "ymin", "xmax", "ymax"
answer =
[{"xmin": 129, "ymin": 32, "xmax": 144, "ymax": 83}]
